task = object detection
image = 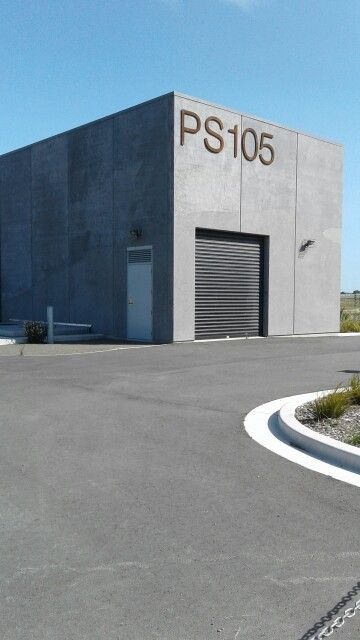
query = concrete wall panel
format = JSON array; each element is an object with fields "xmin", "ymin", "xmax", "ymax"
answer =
[
  {"xmin": 114, "ymin": 94, "xmax": 173, "ymax": 342},
  {"xmin": 31, "ymin": 137, "xmax": 69, "ymax": 321},
  {"xmin": 0, "ymin": 150, "xmax": 32, "ymax": 320},
  {"xmin": 294, "ymin": 136, "xmax": 342, "ymax": 333},
  {"xmin": 173, "ymin": 94, "xmax": 341, "ymax": 340},
  {"xmin": 174, "ymin": 96, "xmax": 242, "ymax": 341},
  {"xmin": 68, "ymin": 119, "xmax": 114, "ymax": 333},
  {"xmin": 241, "ymin": 118, "xmax": 297, "ymax": 335}
]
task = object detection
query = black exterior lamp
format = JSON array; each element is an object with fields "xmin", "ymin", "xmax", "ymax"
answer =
[
  {"xmin": 299, "ymin": 239, "xmax": 316, "ymax": 253},
  {"xmin": 130, "ymin": 227, "xmax": 143, "ymax": 239}
]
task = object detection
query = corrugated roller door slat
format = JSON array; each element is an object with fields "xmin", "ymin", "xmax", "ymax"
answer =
[{"xmin": 195, "ymin": 229, "xmax": 264, "ymax": 339}]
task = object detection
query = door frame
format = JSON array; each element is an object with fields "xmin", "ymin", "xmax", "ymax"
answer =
[
  {"xmin": 126, "ymin": 245, "xmax": 153, "ymax": 342},
  {"xmin": 194, "ymin": 228, "xmax": 267, "ymax": 339}
]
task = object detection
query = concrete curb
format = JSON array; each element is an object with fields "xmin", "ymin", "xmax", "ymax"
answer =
[
  {"xmin": 278, "ymin": 391, "xmax": 360, "ymax": 473},
  {"xmin": 244, "ymin": 393, "xmax": 360, "ymax": 487}
]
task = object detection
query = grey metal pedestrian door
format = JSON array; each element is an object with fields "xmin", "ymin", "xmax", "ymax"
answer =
[
  {"xmin": 127, "ymin": 246, "xmax": 153, "ymax": 341},
  {"xmin": 195, "ymin": 229, "xmax": 264, "ymax": 339}
]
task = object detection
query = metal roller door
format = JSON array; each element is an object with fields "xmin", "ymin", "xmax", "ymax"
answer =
[{"xmin": 195, "ymin": 229, "xmax": 264, "ymax": 339}]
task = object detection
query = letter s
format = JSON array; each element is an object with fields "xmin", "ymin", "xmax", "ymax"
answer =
[{"xmin": 204, "ymin": 116, "xmax": 224, "ymax": 154}]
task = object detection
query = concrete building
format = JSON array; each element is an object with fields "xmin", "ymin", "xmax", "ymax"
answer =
[{"xmin": 0, "ymin": 92, "xmax": 342, "ymax": 342}]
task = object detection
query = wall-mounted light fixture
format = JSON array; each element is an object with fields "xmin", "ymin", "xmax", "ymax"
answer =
[
  {"xmin": 299, "ymin": 239, "xmax": 316, "ymax": 253},
  {"xmin": 130, "ymin": 227, "xmax": 143, "ymax": 239}
]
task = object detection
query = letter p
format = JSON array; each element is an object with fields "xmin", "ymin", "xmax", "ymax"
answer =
[{"xmin": 180, "ymin": 110, "xmax": 201, "ymax": 146}]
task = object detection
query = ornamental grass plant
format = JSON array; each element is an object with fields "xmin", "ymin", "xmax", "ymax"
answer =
[
  {"xmin": 308, "ymin": 387, "xmax": 350, "ymax": 420},
  {"xmin": 340, "ymin": 318, "xmax": 360, "ymax": 332},
  {"xmin": 347, "ymin": 374, "xmax": 360, "ymax": 404},
  {"xmin": 347, "ymin": 433, "xmax": 360, "ymax": 447},
  {"xmin": 340, "ymin": 309, "xmax": 360, "ymax": 332}
]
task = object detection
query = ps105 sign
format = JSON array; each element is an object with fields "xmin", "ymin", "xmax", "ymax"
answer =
[{"xmin": 180, "ymin": 109, "xmax": 275, "ymax": 165}]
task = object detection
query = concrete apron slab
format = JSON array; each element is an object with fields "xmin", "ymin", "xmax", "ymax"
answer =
[
  {"xmin": 0, "ymin": 342, "xmax": 163, "ymax": 357},
  {"xmin": 244, "ymin": 392, "xmax": 360, "ymax": 488},
  {"xmin": 0, "ymin": 331, "xmax": 359, "ymax": 355},
  {"xmin": 195, "ymin": 332, "xmax": 360, "ymax": 342}
]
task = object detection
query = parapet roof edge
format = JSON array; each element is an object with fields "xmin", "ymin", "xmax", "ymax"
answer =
[
  {"xmin": 173, "ymin": 91, "xmax": 342, "ymax": 147},
  {"xmin": 0, "ymin": 90, "xmax": 342, "ymax": 157},
  {"xmin": 0, "ymin": 92, "xmax": 174, "ymax": 158}
]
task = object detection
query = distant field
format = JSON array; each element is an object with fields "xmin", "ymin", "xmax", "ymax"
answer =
[
  {"xmin": 341, "ymin": 294, "xmax": 360, "ymax": 313},
  {"xmin": 340, "ymin": 294, "xmax": 360, "ymax": 326}
]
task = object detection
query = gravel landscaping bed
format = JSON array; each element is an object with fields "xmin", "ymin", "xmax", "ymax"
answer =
[{"xmin": 295, "ymin": 402, "xmax": 360, "ymax": 445}]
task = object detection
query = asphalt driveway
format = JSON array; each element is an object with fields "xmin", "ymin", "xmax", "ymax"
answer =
[{"xmin": 1, "ymin": 336, "xmax": 360, "ymax": 640}]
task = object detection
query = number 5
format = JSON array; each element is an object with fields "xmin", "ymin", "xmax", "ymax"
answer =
[{"xmin": 259, "ymin": 133, "xmax": 274, "ymax": 165}]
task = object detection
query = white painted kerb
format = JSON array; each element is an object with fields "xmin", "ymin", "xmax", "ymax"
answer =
[
  {"xmin": 244, "ymin": 392, "xmax": 360, "ymax": 487},
  {"xmin": 278, "ymin": 392, "xmax": 360, "ymax": 473}
]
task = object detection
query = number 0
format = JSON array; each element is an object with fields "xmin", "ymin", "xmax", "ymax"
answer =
[{"xmin": 241, "ymin": 128, "xmax": 258, "ymax": 162}]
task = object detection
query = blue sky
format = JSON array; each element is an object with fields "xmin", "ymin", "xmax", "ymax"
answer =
[{"xmin": 1, "ymin": 0, "xmax": 359, "ymax": 290}]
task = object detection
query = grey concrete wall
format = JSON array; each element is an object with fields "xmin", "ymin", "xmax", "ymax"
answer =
[
  {"xmin": 0, "ymin": 149, "xmax": 32, "ymax": 320},
  {"xmin": 294, "ymin": 135, "xmax": 342, "ymax": 333},
  {"xmin": 0, "ymin": 94, "xmax": 173, "ymax": 339},
  {"xmin": 240, "ymin": 117, "xmax": 297, "ymax": 335},
  {"xmin": 68, "ymin": 120, "xmax": 114, "ymax": 333},
  {"xmin": 173, "ymin": 96, "xmax": 241, "ymax": 341},
  {"xmin": 173, "ymin": 93, "xmax": 342, "ymax": 340},
  {"xmin": 0, "ymin": 92, "xmax": 342, "ymax": 341},
  {"xmin": 113, "ymin": 94, "xmax": 173, "ymax": 342},
  {"xmin": 31, "ymin": 137, "xmax": 69, "ymax": 321}
]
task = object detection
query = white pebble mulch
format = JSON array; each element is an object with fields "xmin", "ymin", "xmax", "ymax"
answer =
[{"xmin": 295, "ymin": 402, "xmax": 360, "ymax": 445}]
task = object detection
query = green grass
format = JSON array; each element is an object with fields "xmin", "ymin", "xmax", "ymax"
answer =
[
  {"xmin": 340, "ymin": 297, "xmax": 360, "ymax": 331},
  {"xmin": 307, "ymin": 375, "xmax": 360, "ymax": 437},
  {"xmin": 340, "ymin": 308, "xmax": 360, "ymax": 332},
  {"xmin": 340, "ymin": 294, "xmax": 360, "ymax": 314},
  {"xmin": 340, "ymin": 318, "xmax": 360, "ymax": 332},
  {"xmin": 347, "ymin": 433, "xmax": 360, "ymax": 447},
  {"xmin": 308, "ymin": 388, "xmax": 350, "ymax": 420}
]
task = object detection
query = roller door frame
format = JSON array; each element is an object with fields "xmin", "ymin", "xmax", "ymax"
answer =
[{"xmin": 194, "ymin": 228, "xmax": 269, "ymax": 340}]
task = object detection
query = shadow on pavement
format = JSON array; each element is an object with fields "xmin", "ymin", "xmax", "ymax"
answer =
[
  {"xmin": 339, "ymin": 369, "xmax": 360, "ymax": 374},
  {"xmin": 297, "ymin": 580, "xmax": 360, "ymax": 640}
]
